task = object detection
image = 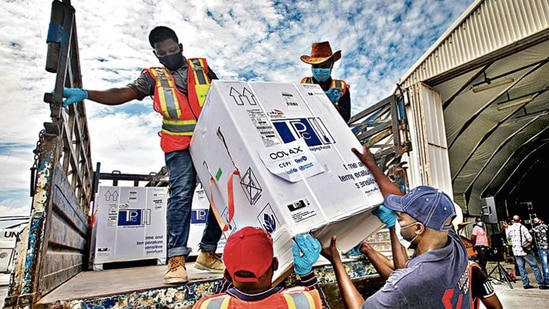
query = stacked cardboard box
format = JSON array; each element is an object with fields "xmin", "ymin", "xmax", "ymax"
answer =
[{"xmin": 93, "ymin": 186, "xmax": 167, "ymax": 269}]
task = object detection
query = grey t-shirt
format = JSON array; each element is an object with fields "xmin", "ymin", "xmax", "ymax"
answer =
[
  {"xmin": 363, "ymin": 231, "xmax": 471, "ymax": 308},
  {"xmin": 127, "ymin": 61, "xmax": 189, "ymax": 100},
  {"xmin": 128, "ymin": 58, "xmax": 218, "ymax": 102}
]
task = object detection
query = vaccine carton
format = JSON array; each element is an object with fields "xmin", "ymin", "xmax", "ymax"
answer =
[
  {"xmin": 190, "ymin": 81, "xmax": 384, "ymax": 281},
  {"xmin": 92, "ymin": 186, "xmax": 167, "ymax": 269}
]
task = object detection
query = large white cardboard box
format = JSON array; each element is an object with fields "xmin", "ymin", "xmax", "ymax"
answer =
[
  {"xmin": 93, "ymin": 186, "xmax": 167, "ymax": 269},
  {"xmin": 190, "ymin": 81, "xmax": 384, "ymax": 280}
]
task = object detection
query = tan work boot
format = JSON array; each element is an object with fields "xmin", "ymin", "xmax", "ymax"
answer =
[
  {"xmin": 195, "ymin": 251, "xmax": 225, "ymax": 273},
  {"xmin": 163, "ymin": 256, "xmax": 188, "ymax": 284}
]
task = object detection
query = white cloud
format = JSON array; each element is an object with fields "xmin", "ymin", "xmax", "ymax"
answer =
[{"xmin": 0, "ymin": 0, "xmax": 474, "ymax": 217}]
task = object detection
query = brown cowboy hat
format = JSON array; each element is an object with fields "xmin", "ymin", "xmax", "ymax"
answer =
[{"xmin": 300, "ymin": 41, "xmax": 341, "ymax": 65}]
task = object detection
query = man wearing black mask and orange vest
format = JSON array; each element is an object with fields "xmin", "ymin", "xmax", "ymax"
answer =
[{"xmin": 60, "ymin": 26, "xmax": 224, "ymax": 284}]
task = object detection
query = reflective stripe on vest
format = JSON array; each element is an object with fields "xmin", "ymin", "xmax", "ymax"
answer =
[
  {"xmin": 161, "ymin": 119, "xmax": 196, "ymax": 136},
  {"xmin": 197, "ymin": 292, "xmax": 317, "ymax": 309},
  {"xmin": 189, "ymin": 58, "xmax": 210, "ymax": 107},
  {"xmin": 147, "ymin": 60, "xmax": 211, "ymax": 136},
  {"xmin": 283, "ymin": 292, "xmax": 316, "ymax": 309},
  {"xmin": 201, "ymin": 295, "xmax": 231, "ymax": 309},
  {"xmin": 150, "ymin": 68, "xmax": 181, "ymax": 120},
  {"xmin": 333, "ymin": 80, "xmax": 344, "ymax": 93}
]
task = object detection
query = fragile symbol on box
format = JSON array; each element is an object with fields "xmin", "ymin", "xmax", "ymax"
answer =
[{"xmin": 118, "ymin": 209, "xmax": 151, "ymax": 226}]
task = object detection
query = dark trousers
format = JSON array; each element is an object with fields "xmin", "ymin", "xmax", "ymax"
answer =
[{"xmin": 475, "ymin": 245, "xmax": 489, "ymax": 273}]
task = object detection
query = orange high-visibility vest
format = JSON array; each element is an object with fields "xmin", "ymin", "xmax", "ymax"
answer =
[
  {"xmin": 144, "ymin": 58, "xmax": 211, "ymax": 153},
  {"xmin": 194, "ymin": 288, "xmax": 322, "ymax": 309}
]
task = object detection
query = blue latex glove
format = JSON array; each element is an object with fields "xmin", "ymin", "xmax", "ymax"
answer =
[
  {"xmin": 324, "ymin": 88, "xmax": 340, "ymax": 104},
  {"xmin": 62, "ymin": 88, "xmax": 88, "ymax": 107},
  {"xmin": 292, "ymin": 233, "xmax": 321, "ymax": 275},
  {"xmin": 373, "ymin": 204, "xmax": 397, "ymax": 228}
]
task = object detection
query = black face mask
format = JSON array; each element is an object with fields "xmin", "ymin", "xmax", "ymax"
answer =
[{"xmin": 159, "ymin": 51, "xmax": 184, "ymax": 70}]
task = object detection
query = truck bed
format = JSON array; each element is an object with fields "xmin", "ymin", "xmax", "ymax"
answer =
[
  {"xmin": 31, "ymin": 258, "xmax": 383, "ymax": 309},
  {"xmin": 36, "ymin": 261, "xmax": 223, "ymax": 308}
]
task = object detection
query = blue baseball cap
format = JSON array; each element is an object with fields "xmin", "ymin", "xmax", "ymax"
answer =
[{"xmin": 384, "ymin": 185, "xmax": 456, "ymax": 231}]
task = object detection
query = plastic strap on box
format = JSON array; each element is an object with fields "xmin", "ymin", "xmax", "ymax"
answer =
[{"xmin": 207, "ymin": 169, "xmax": 240, "ymax": 232}]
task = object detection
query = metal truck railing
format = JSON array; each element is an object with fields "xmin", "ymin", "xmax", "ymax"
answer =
[
  {"xmin": 5, "ymin": 0, "xmax": 95, "ymax": 307},
  {"xmin": 349, "ymin": 86, "xmax": 412, "ymax": 174}
]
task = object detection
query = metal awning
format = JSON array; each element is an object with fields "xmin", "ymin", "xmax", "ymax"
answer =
[{"xmin": 356, "ymin": 0, "xmax": 549, "ymax": 218}]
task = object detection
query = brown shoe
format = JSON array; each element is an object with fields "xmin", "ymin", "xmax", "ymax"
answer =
[
  {"xmin": 195, "ymin": 251, "xmax": 225, "ymax": 273},
  {"xmin": 163, "ymin": 256, "xmax": 188, "ymax": 284}
]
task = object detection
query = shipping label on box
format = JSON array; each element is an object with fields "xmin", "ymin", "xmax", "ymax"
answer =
[
  {"xmin": 93, "ymin": 186, "xmax": 167, "ymax": 266},
  {"xmin": 190, "ymin": 81, "xmax": 384, "ymax": 279}
]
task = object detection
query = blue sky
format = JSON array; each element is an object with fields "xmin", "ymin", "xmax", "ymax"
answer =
[{"xmin": 0, "ymin": 0, "xmax": 474, "ymax": 220}]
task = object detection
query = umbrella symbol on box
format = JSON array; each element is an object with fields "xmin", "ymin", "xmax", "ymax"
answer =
[{"xmin": 258, "ymin": 203, "xmax": 280, "ymax": 234}]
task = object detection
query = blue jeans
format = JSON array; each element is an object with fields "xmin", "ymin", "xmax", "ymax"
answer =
[
  {"xmin": 165, "ymin": 149, "xmax": 222, "ymax": 258},
  {"xmin": 538, "ymin": 248, "xmax": 549, "ymax": 285},
  {"xmin": 515, "ymin": 250, "xmax": 544, "ymax": 286}
]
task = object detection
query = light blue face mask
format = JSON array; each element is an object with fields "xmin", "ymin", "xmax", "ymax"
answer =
[{"xmin": 312, "ymin": 68, "xmax": 331, "ymax": 82}]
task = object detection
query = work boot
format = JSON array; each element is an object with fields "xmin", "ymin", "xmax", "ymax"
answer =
[
  {"xmin": 163, "ymin": 256, "xmax": 188, "ymax": 284},
  {"xmin": 195, "ymin": 251, "xmax": 225, "ymax": 273}
]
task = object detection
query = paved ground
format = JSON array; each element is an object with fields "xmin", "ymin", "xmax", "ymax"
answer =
[{"xmin": 482, "ymin": 260, "xmax": 549, "ymax": 308}]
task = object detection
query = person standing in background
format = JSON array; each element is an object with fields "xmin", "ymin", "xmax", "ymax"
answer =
[
  {"xmin": 501, "ymin": 217, "xmax": 518, "ymax": 280},
  {"xmin": 471, "ymin": 216, "xmax": 490, "ymax": 273},
  {"xmin": 507, "ymin": 215, "xmax": 547, "ymax": 289},
  {"xmin": 531, "ymin": 217, "xmax": 549, "ymax": 287},
  {"xmin": 300, "ymin": 41, "xmax": 351, "ymax": 122}
]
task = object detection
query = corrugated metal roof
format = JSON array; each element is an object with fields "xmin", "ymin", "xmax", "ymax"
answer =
[
  {"xmin": 399, "ymin": 0, "xmax": 549, "ymax": 88},
  {"xmin": 352, "ymin": 0, "xmax": 549, "ymax": 218}
]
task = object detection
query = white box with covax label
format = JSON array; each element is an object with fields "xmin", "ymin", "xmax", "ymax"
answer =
[{"xmin": 190, "ymin": 81, "xmax": 384, "ymax": 281}]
